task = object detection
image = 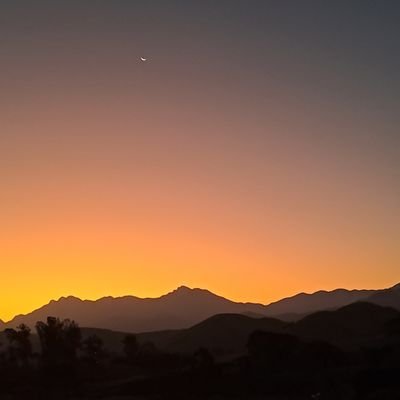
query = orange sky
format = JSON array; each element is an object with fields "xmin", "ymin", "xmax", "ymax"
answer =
[{"xmin": 1, "ymin": 2, "xmax": 399, "ymax": 321}]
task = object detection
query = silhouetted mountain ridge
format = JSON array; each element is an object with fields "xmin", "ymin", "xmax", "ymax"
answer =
[
  {"xmin": 0, "ymin": 286, "xmax": 267, "ymax": 333},
  {"xmin": 265, "ymin": 288, "xmax": 375, "ymax": 318},
  {"xmin": 1, "ymin": 283, "xmax": 399, "ymax": 333},
  {"xmin": 363, "ymin": 282, "xmax": 400, "ymax": 309}
]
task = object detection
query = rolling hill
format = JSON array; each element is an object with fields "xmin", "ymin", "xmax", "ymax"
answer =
[
  {"xmin": 2, "ymin": 303, "xmax": 399, "ymax": 359},
  {"xmin": 289, "ymin": 301, "xmax": 400, "ymax": 349},
  {"xmin": 160, "ymin": 313, "xmax": 286, "ymax": 356}
]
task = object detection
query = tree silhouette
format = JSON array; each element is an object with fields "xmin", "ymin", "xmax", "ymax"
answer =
[
  {"xmin": 139, "ymin": 341, "xmax": 158, "ymax": 357},
  {"xmin": 36, "ymin": 316, "xmax": 81, "ymax": 368},
  {"xmin": 0, "ymin": 341, "xmax": 5, "ymax": 366},
  {"xmin": 82, "ymin": 334, "xmax": 104, "ymax": 365},
  {"xmin": 247, "ymin": 330, "xmax": 300, "ymax": 372},
  {"xmin": 123, "ymin": 334, "xmax": 138, "ymax": 362},
  {"xmin": 4, "ymin": 324, "xmax": 32, "ymax": 366},
  {"xmin": 193, "ymin": 347, "xmax": 215, "ymax": 370},
  {"xmin": 385, "ymin": 317, "xmax": 400, "ymax": 337}
]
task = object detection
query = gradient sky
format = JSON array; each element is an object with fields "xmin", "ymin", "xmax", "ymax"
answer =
[{"xmin": 1, "ymin": 1, "xmax": 399, "ymax": 321}]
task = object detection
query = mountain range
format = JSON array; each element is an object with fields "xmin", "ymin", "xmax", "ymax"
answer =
[
  {"xmin": 151, "ymin": 302, "xmax": 400, "ymax": 354},
  {"xmin": 1, "ymin": 283, "xmax": 399, "ymax": 333}
]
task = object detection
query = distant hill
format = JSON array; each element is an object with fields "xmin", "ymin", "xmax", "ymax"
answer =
[
  {"xmin": 289, "ymin": 301, "xmax": 400, "ymax": 349},
  {"xmin": 152, "ymin": 303, "xmax": 400, "ymax": 355},
  {"xmin": 77, "ymin": 314, "xmax": 286, "ymax": 357},
  {"xmin": 1, "ymin": 283, "xmax": 399, "ymax": 333},
  {"xmin": 162, "ymin": 314, "xmax": 286, "ymax": 356},
  {"xmin": 2, "ymin": 303, "xmax": 399, "ymax": 359},
  {"xmin": 77, "ymin": 303, "xmax": 400, "ymax": 357}
]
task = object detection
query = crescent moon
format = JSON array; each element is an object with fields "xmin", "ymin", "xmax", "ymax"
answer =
[{"xmin": 140, "ymin": 57, "xmax": 147, "ymax": 62}]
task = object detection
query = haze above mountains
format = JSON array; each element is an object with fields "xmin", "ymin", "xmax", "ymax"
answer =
[{"xmin": 2, "ymin": 283, "xmax": 400, "ymax": 333}]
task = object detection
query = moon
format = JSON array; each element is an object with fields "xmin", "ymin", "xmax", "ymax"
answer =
[{"xmin": 140, "ymin": 57, "xmax": 147, "ymax": 62}]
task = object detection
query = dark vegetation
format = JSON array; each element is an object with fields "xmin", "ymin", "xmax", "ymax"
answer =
[{"xmin": 0, "ymin": 302, "xmax": 400, "ymax": 399}]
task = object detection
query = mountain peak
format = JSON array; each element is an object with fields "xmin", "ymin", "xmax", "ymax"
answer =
[
  {"xmin": 176, "ymin": 285, "xmax": 193, "ymax": 292},
  {"xmin": 57, "ymin": 295, "xmax": 82, "ymax": 302},
  {"xmin": 167, "ymin": 286, "xmax": 213, "ymax": 297}
]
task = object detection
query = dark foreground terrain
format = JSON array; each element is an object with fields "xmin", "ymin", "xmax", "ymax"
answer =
[{"xmin": 1, "ymin": 302, "xmax": 400, "ymax": 399}]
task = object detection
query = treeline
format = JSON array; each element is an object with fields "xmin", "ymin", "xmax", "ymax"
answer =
[
  {"xmin": 1, "ymin": 315, "xmax": 400, "ymax": 399},
  {"xmin": 1, "ymin": 317, "xmax": 143, "ymax": 368},
  {"xmin": 1, "ymin": 317, "xmax": 203, "ymax": 372},
  {"xmin": 0, "ymin": 316, "xmax": 215, "ymax": 398}
]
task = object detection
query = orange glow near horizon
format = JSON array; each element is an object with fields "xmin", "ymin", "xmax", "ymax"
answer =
[
  {"xmin": 1, "ymin": 147, "xmax": 399, "ymax": 321},
  {"xmin": 1, "ymin": 89, "xmax": 399, "ymax": 322},
  {"xmin": 1, "ymin": 2, "xmax": 399, "ymax": 322}
]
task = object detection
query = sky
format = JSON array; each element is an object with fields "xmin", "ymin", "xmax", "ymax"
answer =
[{"xmin": 1, "ymin": 1, "xmax": 399, "ymax": 321}]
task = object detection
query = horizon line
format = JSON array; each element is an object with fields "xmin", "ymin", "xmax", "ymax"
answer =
[{"xmin": 1, "ymin": 281, "xmax": 397, "ymax": 324}]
